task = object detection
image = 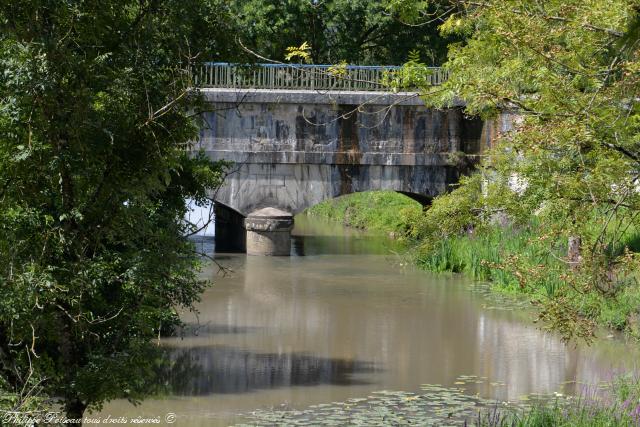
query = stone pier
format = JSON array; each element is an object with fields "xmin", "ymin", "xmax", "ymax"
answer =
[{"xmin": 244, "ymin": 208, "xmax": 294, "ymax": 256}]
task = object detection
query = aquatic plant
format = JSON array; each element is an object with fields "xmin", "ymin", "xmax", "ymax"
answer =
[{"xmin": 234, "ymin": 375, "xmax": 640, "ymax": 427}]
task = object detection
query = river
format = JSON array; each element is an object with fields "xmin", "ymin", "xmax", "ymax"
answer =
[{"xmin": 101, "ymin": 215, "xmax": 639, "ymax": 425}]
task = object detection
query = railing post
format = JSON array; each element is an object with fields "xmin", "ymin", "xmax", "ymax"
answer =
[{"xmin": 200, "ymin": 63, "xmax": 447, "ymax": 91}]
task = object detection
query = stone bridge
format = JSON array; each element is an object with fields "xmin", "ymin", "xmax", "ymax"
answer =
[{"xmin": 193, "ymin": 64, "xmax": 509, "ymax": 254}]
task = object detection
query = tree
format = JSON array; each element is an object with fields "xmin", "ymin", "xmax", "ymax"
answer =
[
  {"xmin": 232, "ymin": 0, "xmax": 457, "ymax": 65},
  {"xmin": 0, "ymin": 0, "xmax": 235, "ymax": 421},
  {"xmin": 402, "ymin": 0, "xmax": 640, "ymax": 340}
]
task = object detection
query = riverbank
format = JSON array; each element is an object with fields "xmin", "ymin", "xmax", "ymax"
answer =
[
  {"xmin": 305, "ymin": 191, "xmax": 640, "ymax": 340},
  {"xmin": 305, "ymin": 191, "xmax": 640, "ymax": 425}
]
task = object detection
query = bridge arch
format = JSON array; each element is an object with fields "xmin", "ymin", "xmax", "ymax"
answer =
[
  {"xmin": 212, "ymin": 162, "xmax": 454, "ymax": 217},
  {"xmin": 396, "ymin": 192, "xmax": 432, "ymax": 206},
  {"xmin": 212, "ymin": 189, "xmax": 428, "ymax": 254}
]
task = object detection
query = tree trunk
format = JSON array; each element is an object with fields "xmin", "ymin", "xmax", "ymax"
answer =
[
  {"xmin": 568, "ymin": 235, "xmax": 581, "ymax": 270},
  {"xmin": 58, "ymin": 315, "xmax": 85, "ymax": 425},
  {"xmin": 65, "ymin": 396, "xmax": 86, "ymax": 426}
]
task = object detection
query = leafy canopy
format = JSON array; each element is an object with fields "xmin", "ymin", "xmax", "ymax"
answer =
[
  {"xmin": 232, "ymin": 0, "xmax": 458, "ymax": 65},
  {"xmin": 0, "ymin": 0, "xmax": 235, "ymax": 418},
  {"xmin": 402, "ymin": 0, "xmax": 640, "ymax": 341}
]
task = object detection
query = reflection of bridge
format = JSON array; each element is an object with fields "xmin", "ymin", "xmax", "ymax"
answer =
[{"xmin": 194, "ymin": 63, "xmax": 509, "ymax": 254}]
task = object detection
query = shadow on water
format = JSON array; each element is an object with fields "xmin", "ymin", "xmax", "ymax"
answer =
[
  {"xmin": 162, "ymin": 346, "xmax": 377, "ymax": 396},
  {"xmin": 175, "ymin": 323, "xmax": 261, "ymax": 337}
]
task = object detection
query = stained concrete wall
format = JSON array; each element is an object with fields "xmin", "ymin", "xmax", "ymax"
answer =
[{"xmin": 197, "ymin": 89, "xmax": 504, "ymax": 216}]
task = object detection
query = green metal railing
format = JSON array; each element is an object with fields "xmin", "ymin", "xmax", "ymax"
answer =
[{"xmin": 195, "ymin": 63, "xmax": 448, "ymax": 91}]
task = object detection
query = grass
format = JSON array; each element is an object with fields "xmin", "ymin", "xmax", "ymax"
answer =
[
  {"xmin": 305, "ymin": 191, "xmax": 422, "ymax": 236},
  {"xmin": 477, "ymin": 374, "xmax": 640, "ymax": 426},
  {"xmin": 478, "ymin": 403, "xmax": 639, "ymax": 427},
  {"xmin": 412, "ymin": 221, "xmax": 640, "ymax": 337},
  {"xmin": 414, "ymin": 224, "xmax": 564, "ymax": 296}
]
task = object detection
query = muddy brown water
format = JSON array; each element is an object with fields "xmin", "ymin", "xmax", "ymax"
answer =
[{"xmin": 101, "ymin": 216, "xmax": 639, "ymax": 426}]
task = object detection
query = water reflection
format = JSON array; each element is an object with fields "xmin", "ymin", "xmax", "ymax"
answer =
[
  {"xmin": 291, "ymin": 215, "xmax": 400, "ymax": 256},
  {"xmin": 162, "ymin": 251, "xmax": 637, "ymax": 402},
  {"xmin": 190, "ymin": 216, "xmax": 399, "ymax": 256},
  {"xmin": 176, "ymin": 323, "xmax": 261, "ymax": 337},
  {"xmin": 165, "ymin": 346, "xmax": 375, "ymax": 395},
  {"xmin": 102, "ymin": 217, "xmax": 640, "ymax": 426}
]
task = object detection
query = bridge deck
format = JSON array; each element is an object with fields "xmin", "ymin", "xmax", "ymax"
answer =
[
  {"xmin": 194, "ymin": 63, "xmax": 448, "ymax": 92},
  {"xmin": 200, "ymin": 87, "xmax": 443, "ymax": 106}
]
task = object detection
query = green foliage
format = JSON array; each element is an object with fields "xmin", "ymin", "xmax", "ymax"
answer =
[
  {"xmin": 438, "ymin": 14, "xmax": 474, "ymax": 37},
  {"xmin": 388, "ymin": 0, "xmax": 640, "ymax": 342},
  {"xmin": 305, "ymin": 191, "xmax": 422, "ymax": 236},
  {"xmin": 0, "ymin": 0, "xmax": 234, "ymax": 418},
  {"xmin": 327, "ymin": 61, "xmax": 349, "ymax": 78},
  {"xmin": 404, "ymin": 165, "xmax": 640, "ymax": 340},
  {"xmin": 407, "ymin": 173, "xmax": 484, "ymax": 240},
  {"xmin": 232, "ymin": 0, "xmax": 458, "ymax": 65},
  {"xmin": 285, "ymin": 41, "xmax": 312, "ymax": 63},
  {"xmin": 410, "ymin": 183, "xmax": 640, "ymax": 340},
  {"xmin": 383, "ymin": 48, "xmax": 440, "ymax": 91},
  {"xmin": 384, "ymin": 0, "xmax": 431, "ymax": 24}
]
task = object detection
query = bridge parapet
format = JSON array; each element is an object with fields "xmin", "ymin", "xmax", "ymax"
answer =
[
  {"xmin": 194, "ymin": 63, "xmax": 449, "ymax": 91},
  {"xmin": 197, "ymin": 88, "xmax": 501, "ymax": 218}
]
